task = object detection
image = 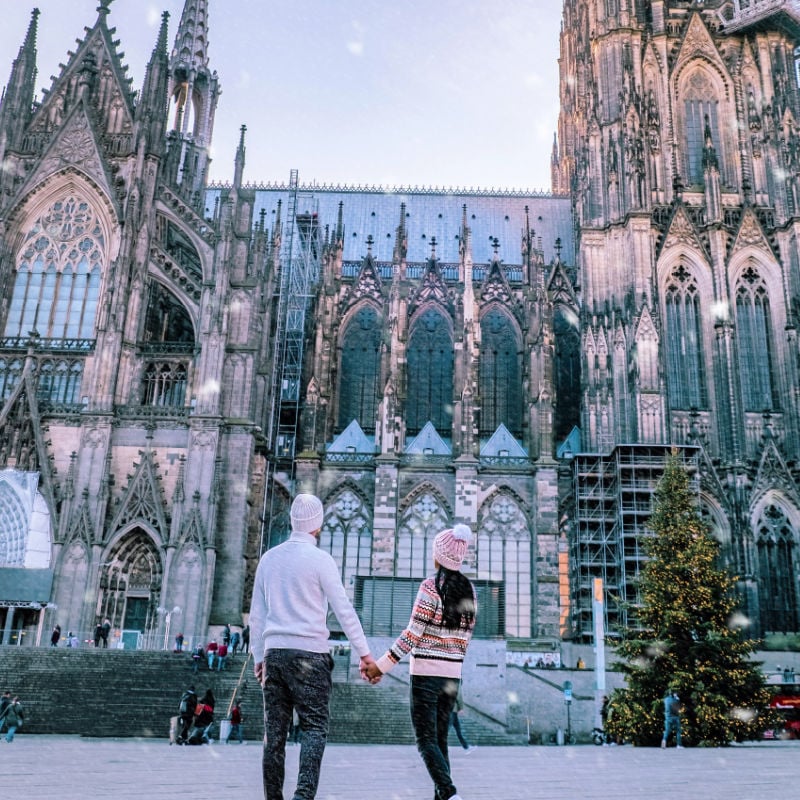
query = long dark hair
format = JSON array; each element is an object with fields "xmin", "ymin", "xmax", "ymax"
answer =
[{"xmin": 434, "ymin": 566, "xmax": 476, "ymax": 629}]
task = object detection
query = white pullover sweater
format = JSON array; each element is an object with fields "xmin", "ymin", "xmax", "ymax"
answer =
[{"xmin": 249, "ymin": 531, "xmax": 370, "ymax": 662}]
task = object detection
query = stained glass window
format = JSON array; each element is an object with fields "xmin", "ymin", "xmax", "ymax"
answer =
[
  {"xmin": 480, "ymin": 308, "xmax": 522, "ymax": 437},
  {"xmin": 337, "ymin": 306, "xmax": 382, "ymax": 433},
  {"xmin": 756, "ymin": 504, "xmax": 799, "ymax": 633}
]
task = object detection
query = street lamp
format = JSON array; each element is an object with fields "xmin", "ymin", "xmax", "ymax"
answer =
[{"xmin": 157, "ymin": 605, "xmax": 182, "ymax": 650}]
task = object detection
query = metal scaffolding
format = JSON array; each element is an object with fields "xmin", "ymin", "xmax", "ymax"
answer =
[
  {"xmin": 262, "ymin": 169, "xmax": 321, "ymax": 553},
  {"xmin": 569, "ymin": 444, "xmax": 699, "ymax": 643}
]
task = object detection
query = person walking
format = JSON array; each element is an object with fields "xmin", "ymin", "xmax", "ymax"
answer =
[
  {"xmin": 187, "ymin": 689, "xmax": 215, "ymax": 744},
  {"xmin": 661, "ymin": 689, "xmax": 683, "ymax": 749},
  {"xmin": 241, "ymin": 625, "xmax": 249, "ymax": 654},
  {"xmin": 176, "ymin": 685, "xmax": 197, "ymax": 745},
  {"xmin": 50, "ymin": 625, "xmax": 61, "ymax": 647},
  {"xmin": 231, "ymin": 629, "xmax": 241, "ymax": 655},
  {"xmin": 364, "ymin": 524, "xmax": 477, "ymax": 800},
  {"xmin": 449, "ymin": 685, "xmax": 476, "ymax": 753},
  {"xmin": 228, "ymin": 700, "xmax": 244, "ymax": 744},
  {"xmin": 206, "ymin": 640, "xmax": 218, "ymax": 671},
  {"xmin": 94, "ymin": 623, "xmax": 103, "ymax": 648},
  {"xmin": 191, "ymin": 644, "xmax": 204, "ymax": 674},
  {"xmin": 0, "ymin": 696, "xmax": 24, "ymax": 742},
  {"xmin": 100, "ymin": 619, "xmax": 111, "ymax": 648},
  {"xmin": 249, "ymin": 492, "xmax": 378, "ymax": 800},
  {"xmin": 216, "ymin": 642, "xmax": 228, "ymax": 671}
]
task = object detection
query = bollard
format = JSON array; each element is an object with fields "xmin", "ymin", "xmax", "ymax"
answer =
[{"xmin": 556, "ymin": 728, "xmax": 565, "ymax": 746}]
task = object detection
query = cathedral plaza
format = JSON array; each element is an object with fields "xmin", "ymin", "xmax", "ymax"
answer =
[{"xmin": 8, "ymin": 735, "xmax": 800, "ymax": 800}]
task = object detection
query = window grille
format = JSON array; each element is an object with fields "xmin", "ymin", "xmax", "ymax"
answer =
[
  {"xmin": 479, "ymin": 309, "xmax": 522, "ymax": 437},
  {"xmin": 337, "ymin": 306, "xmax": 381, "ymax": 433}
]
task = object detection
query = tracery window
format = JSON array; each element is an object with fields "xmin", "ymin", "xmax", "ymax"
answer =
[
  {"xmin": 406, "ymin": 308, "xmax": 453, "ymax": 435},
  {"xmin": 337, "ymin": 306, "xmax": 382, "ymax": 433},
  {"xmin": 683, "ymin": 72, "xmax": 726, "ymax": 185},
  {"xmin": 4, "ymin": 195, "xmax": 104, "ymax": 341},
  {"xmin": 756, "ymin": 504, "xmax": 799, "ymax": 633},
  {"xmin": 36, "ymin": 359, "xmax": 84, "ymax": 405},
  {"xmin": 142, "ymin": 283, "xmax": 195, "ymax": 345},
  {"xmin": 141, "ymin": 362, "xmax": 188, "ymax": 407},
  {"xmin": 480, "ymin": 308, "xmax": 522, "ymax": 437},
  {"xmin": 735, "ymin": 266, "xmax": 777, "ymax": 411},
  {"xmin": 477, "ymin": 493, "xmax": 531, "ymax": 638},
  {"xmin": 665, "ymin": 264, "xmax": 707, "ymax": 409},
  {"xmin": 0, "ymin": 478, "xmax": 28, "ymax": 566},
  {"xmin": 395, "ymin": 490, "xmax": 449, "ymax": 578},
  {"xmin": 319, "ymin": 490, "xmax": 373, "ymax": 595},
  {"xmin": 0, "ymin": 358, "xmax": 24, "ymax": 401}
]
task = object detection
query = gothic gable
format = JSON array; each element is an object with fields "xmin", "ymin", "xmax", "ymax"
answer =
[
  {"xmin": 658, "ymin": 205, "xmax": 709, "ymax": 262},
  {"xmin": 729, "ymin": 207, "xmax": 775, "ymax": 260},
  {"xmin": 64, "ymin": 493, "xmax": 96, "ymax": 549},
  {"xmin": 546, "ymin": 260, "xmax": 579, "ymax": 309},
  {"xmin": 480, "ymin": 259, "xmax": 515, "ymax": 310},
  {"xmin": 751, "ymin": 440, "xmax": 800, "ymax": 509},
  {"xmin": 25, "ymin": 16, "xmax": 135, "ymax": 144},
  {"xmin": 108, "ymin": 450, "xmax": 169, "ymax": 544},
  {"xmin": 179, "ymin": 498, "xmax": 207, "ymax": 548},
  {"xmin": 409, "ymin": 260, "xmax": 453, "ymax": 316},
  {"xmin": 0, "ymin": 362, "xmax": 58, "ymax": 522},
  {"xmin": 341, "ymin": 254, "xmax": 384, "ymax": 313},
  {"xmin": 673, "ymin": 12, "xmax": 728, "ymax": 91},
  {"xmin": 14, "ymin": 103, "xmax": 118, "ymax": 216},
  {"xmin": 634, "ymin": 305, "xmax": 659, "ymax": 343}
]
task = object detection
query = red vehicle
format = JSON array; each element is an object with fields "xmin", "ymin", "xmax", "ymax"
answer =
[{"xmin": 764, "ymin": 684, "xmax": 800, "ymax": 740}]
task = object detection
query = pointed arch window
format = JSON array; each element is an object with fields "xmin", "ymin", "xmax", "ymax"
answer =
[
  {"xmin": 407, "ymin": 308, "xmax": 453, "ymax": 435},
  {"xmin": 319, "ymin": 490, "xmax": 373, "ymax": 596},
  {"xmin": 0, "ymin": 358, "xmax": 24, "ymax": 401},
  {"xmin": 683, "ymin": 71, "xmax": 726, "ymax": 185},
  {"xmin": 36, "ymin": 359, "xmax": 84, "ymax": 405},
  {"xmin": 665, "ymin": 264, "xmax": 707, "ymax": 409},
  {"xmin": 142, "ymin": 362, "xmax": 188, "ymax": 407},
  {"xmin": 554, "ymin": 306, "xmax": 582, "ymax": 443},
  {"xmin": 477, "ymin": 493, "xmax": 531, "ymax": 638},
  {"xmin": 756, "ymin": 504, "xmax": 799, "ymax": 634},
  {"xmin": 3, "ymin": 196, "xmax": 104, "ymax": 342},
  {"xmin": 337, "ymin": 306, "xmax": 382, "ymax": 434},
  {"xmin": 735, "ymin": 267, "xmax": 778, "ymax": 411},
  {"xmin": 395, "ymin": 490, "xmax": 450, "ymax": 579},
  {"xmin": 480, "ymin": 308, "xmax": 522, "ymax": 437}
]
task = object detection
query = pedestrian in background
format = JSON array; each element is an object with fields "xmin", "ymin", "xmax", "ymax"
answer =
[
  {"xmin": 661, "ymin": 689, "xmax": 683, "ymax": 749},
  {"xmin": 100, "ymin": 618, "xmax": 111, "ymax": 648},
  {"xmin": 94, "ymin": 623, "xmax": 102, "ymax": 648},
  {"xmin": 176, "ymin": 685, "xmax": 197, "ymax": 745},
  {"xmin": 241, "ymin": 624, "xmax": 249, "ymax": 654},
  {"xmin": 228, "ymin": 700, "xmax": 244, "ymax": 744},
  {"xmin": 50, "ymin": 625, "xmax": 61, "ymax": 647},
  {"xmin": 231, "ymin": 629, "xmax": 241, "ymax": 655},
  {"xmin": 249, "ymin": 493, "xmax": 377, "ymax": 800},
  {"xmin": 0, "ymin": 696, "xmax": 24, "ymax": 742},
  {"xmin": 364, "ymin": 524, "xmax": 477, "ymax": 800},
  {"xmin": 191, "ymin": 644, "xmax": 204, "ymax": 674}
]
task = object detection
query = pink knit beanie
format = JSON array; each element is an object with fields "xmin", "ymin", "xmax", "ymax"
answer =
[
  {"xmin": 433, "ymin": 524, "xmax": 472, "ymax": 571},
  {"xmin": 290, "ymin": 493, "xmax": 324, "ymax": 534}
]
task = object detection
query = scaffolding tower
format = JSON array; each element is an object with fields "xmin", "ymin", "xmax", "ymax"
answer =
[
  {"xmin": 569, "ymin": 444, "xmax": 699, "ymax": 643},
  {"xmin": 261, "ymin": 169, "xmax": 321, "ymax": 553}
]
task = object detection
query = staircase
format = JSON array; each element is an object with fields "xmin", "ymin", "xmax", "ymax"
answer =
[{"xmin": 0, "ymin": 646, "xmax": 524, "ymax": 745}]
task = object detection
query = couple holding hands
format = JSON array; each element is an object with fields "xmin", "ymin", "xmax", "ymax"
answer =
[{"xmin": 250, "ymin": 493, "xmax": 476, "ymax": 800}]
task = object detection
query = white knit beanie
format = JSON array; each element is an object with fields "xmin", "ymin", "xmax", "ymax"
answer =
[
  {"xmin": 290, "ymin": 493, "xmax": 324, "ymax": 534},
  {"xmin": 433, "ymin": 524, "xmax": 472, "ymax": 571}
]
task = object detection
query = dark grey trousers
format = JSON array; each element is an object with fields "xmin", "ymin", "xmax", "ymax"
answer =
[{"xmin": 261, "ymin": 649, "xmax": 333, "ymax": 800}]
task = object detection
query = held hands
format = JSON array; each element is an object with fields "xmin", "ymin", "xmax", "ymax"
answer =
[
  {"xmin": 359, "ymin": 654, "xmax": 383, "ymax": 684},
  {"xmin": 254, "ymin": 659, "xmax": 265, "ymax": 687}
]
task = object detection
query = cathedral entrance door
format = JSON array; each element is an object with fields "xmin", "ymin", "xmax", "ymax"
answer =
[{"xmin": 124, "ymin": 596, "xmax": 148, "ymax": 632}]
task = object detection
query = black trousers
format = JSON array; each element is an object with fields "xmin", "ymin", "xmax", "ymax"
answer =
[{"xmin": 261, "ymin": 649, "xmax": 333, "ymax": 800}]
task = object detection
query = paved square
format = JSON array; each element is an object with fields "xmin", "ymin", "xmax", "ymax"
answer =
[{"xmin": 4, "ymin": 736, "xmax": 798, "ymax": 800}]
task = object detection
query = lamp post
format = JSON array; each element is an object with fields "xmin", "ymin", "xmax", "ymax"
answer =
[{"xmin": 158, "ymin": 606, "xmax": 182, "ymax": 650}]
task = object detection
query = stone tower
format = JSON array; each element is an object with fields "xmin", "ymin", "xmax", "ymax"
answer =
[{"xmin": 556, "ymin": 0, "xmax": 800, "ymax": 637}]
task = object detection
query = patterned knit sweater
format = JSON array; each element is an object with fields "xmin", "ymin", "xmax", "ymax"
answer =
[{"xmin": 375, "ymin": 576, "xmax": 477, "ymax": 678}]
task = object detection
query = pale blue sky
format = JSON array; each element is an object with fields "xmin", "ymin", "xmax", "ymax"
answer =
[{"xmin": 1, "ymin": 1, "xmax": 562, "ymax": 191}]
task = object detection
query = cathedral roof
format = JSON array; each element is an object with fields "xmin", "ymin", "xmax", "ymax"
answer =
[{"xmin": 206, "ymin": 184, "xmax": 574, "ymax": 267}]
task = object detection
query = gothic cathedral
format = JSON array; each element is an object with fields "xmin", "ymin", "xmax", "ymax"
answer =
[{"xmin": 0, "ymin": 1, "xmax": 798, "ymax": 651}]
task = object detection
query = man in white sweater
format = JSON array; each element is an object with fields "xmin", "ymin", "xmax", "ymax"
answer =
[{"xmin": 249, "ymin": 493, "xmax": 376, "ymax": 800}]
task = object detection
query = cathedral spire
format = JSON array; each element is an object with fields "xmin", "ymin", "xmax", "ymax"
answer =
[
  {"xmin": 168, "ymin": 0, "xmax": 220, "ymax": 203},
  {"xmin": 392, "ymin": 202, "xmax": 407, "ymax": 267},
  {"xmin": 136, "ymin": 10, "xmax": 170, "ymax": 154},
  {"xmin": 233, "ymin": 123, "xmax": 246, "ymax": 188},
  {"xmin": 460, "ymin": 205, "xmax": 474, "ymax": 323},
  {"xmin": 0, "ymin": 8, "xmax": 39, "ymax": 155}
]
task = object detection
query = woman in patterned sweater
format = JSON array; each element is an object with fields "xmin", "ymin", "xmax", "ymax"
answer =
[{"xmin": 364, "ymin": 524, "xmax": 477, "ymax": 800}]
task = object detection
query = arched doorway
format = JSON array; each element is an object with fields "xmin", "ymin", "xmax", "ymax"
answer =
[{"xmin": 97, "ymin": 527, "xmax": 162, "ymax": 649}]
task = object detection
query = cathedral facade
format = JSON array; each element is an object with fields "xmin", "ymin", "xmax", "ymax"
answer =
[{"xmin": 0, "ymin": 0, "xmax": 798, "ymax": 650}]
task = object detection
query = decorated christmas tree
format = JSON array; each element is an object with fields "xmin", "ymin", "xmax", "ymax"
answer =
[{"xmin": 605, "ymin": 453, "xmax": 774, "ymax": 746}]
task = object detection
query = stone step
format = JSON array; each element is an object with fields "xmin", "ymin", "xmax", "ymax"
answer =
[{"xmin": 0, "ymin": 646, "xmax": 523, "ymax": 745}]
